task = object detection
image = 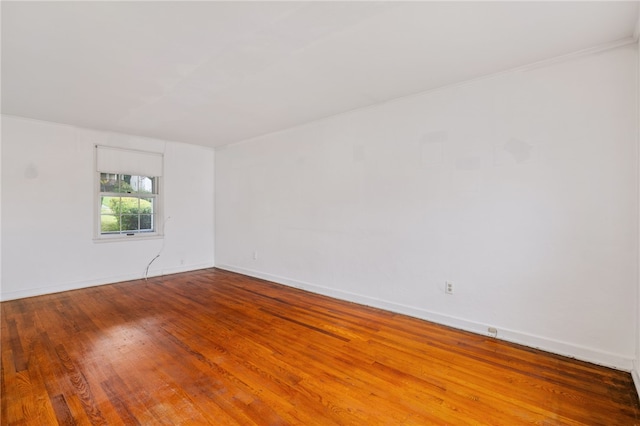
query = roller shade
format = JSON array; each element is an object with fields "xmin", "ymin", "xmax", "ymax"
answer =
[{"xmin": 96, "ymin": 146, "xmax": 163, "ymax": 177}]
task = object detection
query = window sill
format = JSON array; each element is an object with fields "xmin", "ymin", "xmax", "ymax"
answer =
[{"xmin": 93, "ymin": 234, "xmax": 164, "ymax": 244}]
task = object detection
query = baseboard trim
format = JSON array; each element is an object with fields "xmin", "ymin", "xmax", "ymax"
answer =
[
  {"xmin": 0, "ymin": 262, "xmax": 215, "ymax": 301},
  {"xmin": 632, "ymin": 363, "xmax": 640, "ymax": 401},
  {"xmin": 216, "ymin": 264, "xmax": 634, "ymax": 372}
]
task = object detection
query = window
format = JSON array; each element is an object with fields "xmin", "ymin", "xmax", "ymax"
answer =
[
  {"xmin": 95, "ymin": 146, "xmax": 163, "ymax": 240},
  {"xmin": 99, "ymin": 174, "xmax": 158, "ymax": 235}
]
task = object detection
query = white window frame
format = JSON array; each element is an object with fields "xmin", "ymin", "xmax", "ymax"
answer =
[{"xmin": 94, "ymin": 146, "xmax": 164, "ymax": 242}]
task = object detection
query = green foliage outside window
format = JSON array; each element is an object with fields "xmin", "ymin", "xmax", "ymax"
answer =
[
  {"xmin": 100, "ymin": 173, "xmax": 156, "ymax": 234},
  {"xmin": 101, "ymin": 198, "xmax": 153, "ymax": 232}
]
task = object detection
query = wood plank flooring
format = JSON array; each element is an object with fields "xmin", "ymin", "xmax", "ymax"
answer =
[{"xmin": 2, "ymin": 268, "xmax": 639, "ymax": 425}]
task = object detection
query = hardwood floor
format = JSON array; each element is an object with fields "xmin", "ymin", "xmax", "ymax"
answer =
[{"xmin": 2, "ymin": 268, "xmax": 639, "ymax": 425}]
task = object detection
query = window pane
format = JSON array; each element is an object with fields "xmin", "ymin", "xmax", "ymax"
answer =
[
  {"xmin": 100, "ymin": 215, "xmax": 119, "ymax": 233},
  {"xmin": 140, "ymin": 197, "xmax": 154, "ymax": 213},
  {"xmin": 101, "ymin": 196, "xmax": 119, "ymax": 214},
  {"xmin": 120, "ymin": 215, "xmax": 140, "ymax": 232},
  {"xmin": 100, "ymin": 173, "xmax": 118, "ymax": 192},
  {"xmin": 141, "ymin": 176, "xmax": 155, "ymax": 193},
  {"xmin": 127, "ymin": 176, "xmax": 155, "ymax": 194},
  {"xmin": 140, "ymin": 215, "xmax": 153, "ymax": 231},
  {"xmin": 119, "ymin": 175, "xmax": 133, "ymax": 193},
  {"xmin": 128, "ymin": 176, "xmax": 139, "ymax": 193},
  {"xmin": 118, "ymin": 197, "xmax": 142, "ymax": 213}
]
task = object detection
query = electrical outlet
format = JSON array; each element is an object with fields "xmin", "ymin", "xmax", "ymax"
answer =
[
  {"xmin": 488, "ymin": 327, "xmax": 498, "ymax": 338},
  {"xmin": 253, "ymin": 251, "xmax": 258, "ymax": 260},
  {"xmin": 445, "ymin": 281, "xmax": 454, "ymax": 295}
]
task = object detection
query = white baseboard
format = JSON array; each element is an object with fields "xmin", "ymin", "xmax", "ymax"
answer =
[
  {"xmin": 216, "ymin": 264, "xmax": 634, "ymax": 372},
  {"xmin": 0, "ymin": 262, "xmax": 214, "ymax": 301},
  {"xmin": 632, "ymin": 362, "xmax": 640, "ymax": 401}
]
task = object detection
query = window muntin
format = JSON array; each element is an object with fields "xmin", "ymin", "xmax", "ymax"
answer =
[{"xmin": 99, "ymin": 173, "xmax": 158, "ymax": 236}]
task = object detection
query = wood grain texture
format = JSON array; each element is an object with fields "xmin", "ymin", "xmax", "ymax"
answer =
[{"xmin": 2, "ymin": 268, "xmax": 639, "ymax": 425}]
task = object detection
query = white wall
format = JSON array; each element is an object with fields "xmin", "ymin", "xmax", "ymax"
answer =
[
  {"xmin": 0, "ymin": 116, "xmax": 3, "ymax": 294},
  {"xmin": 635, "ymin": 36, "xmax": 640, "ymax": 393},
  {"xmin": 1, "ymin": 116, "xmax": 215, "ymax": 300},
  {"xmin": 216, "ymin": 44, "xmax": 638, "ymax": 370}
]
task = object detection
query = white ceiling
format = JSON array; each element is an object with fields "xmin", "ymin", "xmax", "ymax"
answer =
[{"xmin": 2, "ymin": 1, "xmax": 639, "ymax": 148}]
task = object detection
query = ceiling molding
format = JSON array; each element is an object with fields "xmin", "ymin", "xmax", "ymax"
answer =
[{"xmin": 513, "ymin": 37, "xmax": 636, "ymax": 73}]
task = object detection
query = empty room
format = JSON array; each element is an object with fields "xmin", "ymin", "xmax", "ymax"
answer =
[{"xmin": 2, "ymin": 1, "xmax": 640, "ymax": 424}]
